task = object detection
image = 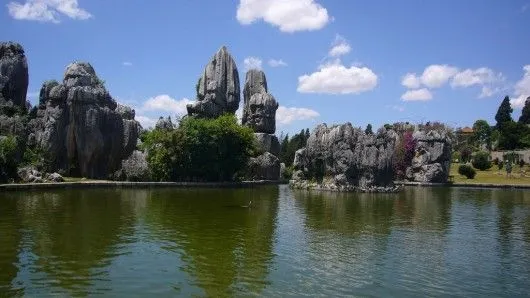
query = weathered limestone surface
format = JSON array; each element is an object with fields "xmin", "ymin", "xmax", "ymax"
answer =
[
  {"xmin": 405, "ymin": 130, "xmax": 452, "ymax": 183},
  {"xmin": 291, "ymin": 123, "xmax": 399, "ymax": 192},
  {"xmin": 186, "ymin": 46, "xmax": 240, "ymax": 118},
  {"xmin": 242, "ymin": 69, "xmax": 281, "ymax": 180},
  {"xmin": 28, "ymin": 62, "xmax": 141, "ymax": 179}
]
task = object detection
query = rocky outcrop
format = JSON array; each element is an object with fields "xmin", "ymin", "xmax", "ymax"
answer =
[
  {"xmin": 0, "ymin": 42, "xmax": 29, "ymax": 165},
  {"xmin": 186, "ymin": 46, "xmax": 240, "ymax": 118},
  {"xmin": 0, "ymin": 42, "xmax": 28, "ymax": 111},
  {"xmin": 17, "ymin": 166, "xmax": 64, "ymax": 183},
  {"xmin": 291, "ymin": 123, "xmax": 400, "ymax": 192},
  {"xmin": 112, "ymin": 150, "xmax": 150, "ymax": 181},
  {"xmin": 27, "ymin": 62, "xmax": 141, "ymax": 179},
  {"xmin": 242, "ymin": 69, "xmax": 278, "ymax": 134},
  {"xmin": 155, "ymin": 116, "xmax": 174, "ymax": 130},
  {"xmin": 405, "ymin": 130, "xmax": 452, "ymax": 183},
  {"xmin": 242, "ymin": 69, "xmax": 281, "ymax": 180},
  {"xmin": 247, "ymin": 152, "xmax": 281, "ymax": 181}
]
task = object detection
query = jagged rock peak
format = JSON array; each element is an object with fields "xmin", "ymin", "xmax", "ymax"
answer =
[
  {"xmin": 244, "ymin": 69, "xmax": 268, "ymax": 101},
  {"xmin": 63, "ymin": 62, "xmax": 102, "ymax": 88},
  {"xmin": 186, "ymin": 46, "xmax": 240, "ymax": 118},
  {"xmin": 242, "ymin": 69, "xmax": 278, "ymax": 134}
]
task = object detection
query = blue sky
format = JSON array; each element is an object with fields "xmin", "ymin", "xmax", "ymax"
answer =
[{"xmin": 2, "ymin": 0, "xmax": 530, "ymax": 135}]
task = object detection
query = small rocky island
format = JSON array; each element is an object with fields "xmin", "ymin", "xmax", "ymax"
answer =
[{"xmin": 1, "ymin": 41, "xmax": 452, "ymax": 190}]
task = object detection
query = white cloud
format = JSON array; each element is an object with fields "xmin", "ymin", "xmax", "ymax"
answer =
[
  {"xmin": 243, "ymin": 57, "xmax": 263, "ymax": 71},
  {"xmin": 142, "ymin": 95, "xmax": 193, "ymax": 116},
  {"xmin": 401, "ymin": 73, "xmax": 421, "ymax": 89},
  {"xmin": 7, "ymin": 0, "xmax": 92, "ymax": 23},
  {"xmin": 511, "ymin": 65, "xmax": 530, "ymax": 108},
  {"xmin": 328, "ymin": 35, "xmax": 351, "ymax": 57},
  {"xmin": 136, "ymin": 115, "xmax": 157, "ymax": 129},
  {"xmin": 122, "ymin": 62, "xmax": 133, "ymax": 67},
  {"xmin": 401, "ymin": 88, "xmax": 433, "ymax": 101},
  {"xmin": 268, "ymin": 59, "xmax": 287, "ymax": 67},
  {"xmin": 420, "ymin": 64, "xmax": 459, "ymax": 88},
  {"xmin": 277, "ymin": 106, "xmax": 320, "ymax": 125},
  {"xmin": 389, "ymin": 105, "xmax": 405, "ymax": 112},
  {"xmin": 451, "ymin": 67, "xmax": 501, "ymax": 88},
  {"xmin": 297, "ymin": 61, "xmax": 378, "ymax": 94},
  {"xmin": 236, "ymin": 0, "xmax": 329, "ymax": 33}
]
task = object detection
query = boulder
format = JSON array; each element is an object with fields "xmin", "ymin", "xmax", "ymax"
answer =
[
  {"xmin": 405, "ymin": 130, "xmax": 452, "ymax": 183},
  {"xmin": 242, "ymin": 70, "xmax": 278, "ymax": 134},
  {"xmin": 45, "ymin": 172, "xmax": 64, "ymax": 183},
  {"xmin": 186, "ymin": 46, "xmax": 240, "ymax": 118},
  {"xmin": 254, "ymin": 133, "xmax": 280, "ymax": 156},
  {"xmin": 291, "ymin": 123, "xmax": 398, "ymax": 191},
  {"xmin": 247, "ymin": 152, "xmax": 281, "ymax": 180},
  {"xmin": 17, "ymin": 166, "xmax": 43, "ymax": 183},
  {"xmin": 27, "ymin": 62, "xmax": 141, "ymax": 179}
]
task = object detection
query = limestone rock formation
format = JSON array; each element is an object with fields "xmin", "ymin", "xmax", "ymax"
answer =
[
  {"xmin": 155, "ymin": 116, "xmax": 174, "ymax": 130},
  {"xmin": 28, "ymin": 62, "xmax": 141, "ymax": 179},
  {"xmin": 0, "ymin": 42, "xmax": 28, "ymax": 110},
  {"xmin": 242, "ymin": 69, "xmax": 278, "ymax": 134},
  {"xmin": 17, "ymin": 166, "xmax": 64, "ymax": 183},
  {"xmin": 405, "ymin": 130, "xmax": 452, "ymax": 183},
  {"xmin": 186, "ymin": 46, "xmax": 240, "ymax": 118},
  {"xmin": 112, "ymin": 150, "xmax": 150, "ymax": 181},
  {"xmin": 291, "ymin": 123, "xmax": 399, "ymax": 192},
  {"xmin": 247, "ymin": 152, "xmax": 281, "ymax": 181},
  {"xmin": 0, "ymin": 42, "xmax": 29, "ymax": 164},
  {"xmin": 242, "ymin": 69, "xmax": 281, "ymax": 180}
]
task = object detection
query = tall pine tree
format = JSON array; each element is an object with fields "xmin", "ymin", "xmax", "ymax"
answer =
[
  {"xmin": 495, "ymin": 96, "xmax": 513, "ymax": 129},
  {"xmin": 519, "ymin": 96, "xmax": 530, "ymax": 124}
]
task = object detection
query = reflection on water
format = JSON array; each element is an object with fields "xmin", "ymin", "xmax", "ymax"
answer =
[{"xmin": 0, "ymin": 186, "xmax": 529, "ymax": 296}]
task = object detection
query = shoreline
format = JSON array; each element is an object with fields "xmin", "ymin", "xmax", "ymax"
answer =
[
  {"xmin": 2, "ymin": 180, "xmax": 530, "ymax": 191},
  {"xmin": 0, "ymin": 180, "xmax": 287, "ymax": 191}
]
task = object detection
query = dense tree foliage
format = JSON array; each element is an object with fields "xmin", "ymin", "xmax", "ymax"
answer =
[
  {"xmin": 279, "ymin": 129, "xmax": 310, "ymax": 166},
  {"xmin": 471, "ymin": 151, "xmax": 492, "ymax": 170},
  {"xmin": 495, "ymin": 96, "xmax": 513, "ymax": 129},
  {"xmin": 458, "ymin": 164, "xmax": 476, "ymax": 179},
  {"xmin": 471, "ymin": 120, "xmax": 492, "ymax": 150},
  {"xmin": 519, "ymin": 97, "xmax": 530, "ymax": 124},
  {"xmin": 0, "ymin": 136, "xmax": 18, "ymax": 183},
  {"xmin": 365, "ymin": 124, "xmax": 373, "ymax": 135},
  {"xmin": 142, "ymin": 114, "xmax": 256, "ymax": 182}
]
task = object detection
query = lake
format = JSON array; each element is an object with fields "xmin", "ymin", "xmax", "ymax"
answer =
[{"xmin": 1, "ymin": 185, "xmax": 529, "ymax": 297}]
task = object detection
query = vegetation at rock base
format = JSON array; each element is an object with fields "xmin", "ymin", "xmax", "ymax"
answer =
[
  {"xmin": 471, "ymin": 151, "xmax": 492, "ymax": 171},
  {"xmin": 393, "ymin": 130, "xmax": 416, "ymax": 179},
  {"xmin": 0, "ymin": 135, "xmax": 18, "ymax": 183},
  {"xmin": 458, "ymin": 164, "xmax": 476, "ymax": 179},
  {"xmin": 142, "ymin": 114, "xmax": 256, "ymax": 182},
  {"xmin": 278, "ymin": 128, "xmax": 310, "ymax": 167}
]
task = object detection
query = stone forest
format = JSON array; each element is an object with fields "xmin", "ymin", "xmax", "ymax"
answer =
[{"xmin": 0, "ymin": 41, "xmax": 453, "ymax": 191}]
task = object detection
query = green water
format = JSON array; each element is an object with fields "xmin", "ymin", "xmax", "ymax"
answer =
[{"xmin": 0, "ymin": 186, "xmax": 529, "ymax": 297}]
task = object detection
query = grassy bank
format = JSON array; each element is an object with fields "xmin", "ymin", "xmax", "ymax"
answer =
[{"xmin": 450, "ymin": 163, "xmax": 530, "ymax": 185}]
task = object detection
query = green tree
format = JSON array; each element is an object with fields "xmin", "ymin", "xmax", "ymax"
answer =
[
  {"xmin": 495, "ymin": 96, "xmax": 513, "ymax": 129},
  {"xmin": 0, "ymin": 136, "xmax": 18, "ymax": 183},
  {"xmin": 519, "ymin": 96, "xmax": 530, "ymax": 124},
  {"xmin": 498, "ymin": 121, "xmax": 529, "ymax": 150},
  {"xmin": 143, "ymin": 114, "xmax": 256, "ymax": 182},
  {"xmin": 365, "ymin": 124, "xmax": 373, "ymax": 135},
  {"xmin": 471, "ymin": 151, "xmax": 492, "ymax": 170},
  {"xmin": 472, "ymin": 120, "xmax": 492, "ymax": 150}
]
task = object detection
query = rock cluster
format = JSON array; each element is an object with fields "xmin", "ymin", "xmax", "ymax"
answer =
[
  {"xmin": 186, "ymin": 46, "xmax": 240, "ymax": 118},
  {"xmin": 242, "ymin": 70, "xmax": 281, "ymax": 180},
  {"xmin": 27, "ymin": 62, "xmax": 142, "ymax": 179},
  {"xmin": 17, "ymin": 166, "xmax": 64, "ymax": 183},
  {"xmin": 405, "ymin": 130, "xmax": 452, "ymax": 183},
  {"xmin": 291, "ymin": 123, "xmax": 399, "ymax": 192}
]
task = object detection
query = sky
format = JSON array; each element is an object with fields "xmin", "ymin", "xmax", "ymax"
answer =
[{"xmin": 2, "ymin": 0, "xmax": 530, "ymax": 135}]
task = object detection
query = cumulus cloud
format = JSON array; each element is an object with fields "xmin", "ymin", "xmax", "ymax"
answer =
[
  {"xmin": 401, "ymin": 88, "xmax": 433, "ymax": 101},
  {"xmin": 297, "ymin": 61, "xmax": 378, "ymax": 94},
  {"xmin": 7, "ymin": 0, "xmax": 92, "ymax": 23},
  {"xmin": 401, "ymin": 73, "xmax": 421, "ymax": 89},
  {"xmin": 420, "ymin": 64, "xmax": 459, "ymax": 88},
  {"xmin": 451, "ymin": 67, "xmax": 503, "ymax": 88},
  {"xmin": 142, "ymin": 95, "xmax": 193, "ymax": 116},
  {"xmin": 136, "ymin": 115, "xmax": 157, "ymax": 129},
  {"xmin": 328, "ymin": 35, "xmax": 351, "ymax": 57},
  {"xmin": 268, "ymin": 59, "xmax": 287, "ymax": 67},
  {"xmin": 276, "ymin": 106, "xmax": 320, "ymax": 125},
  {"xmin": 122, "ymin": 61, "xmax": 133, "ymax": 67},
  {"xmin": 243, "ymin": 57, "xmax": 263, "ymax": 71},
  {"xmin": 236, "ymin": 0, "xmax": 330, "ymax": 32},
  {"xmin": 511, "ymin": 65, "xmax": 530, "ymax": 108}
]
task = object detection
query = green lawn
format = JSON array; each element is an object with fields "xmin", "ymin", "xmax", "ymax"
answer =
[{"xmin": 450, "ymin": 163, "xmax": 530, "ymax": 185}]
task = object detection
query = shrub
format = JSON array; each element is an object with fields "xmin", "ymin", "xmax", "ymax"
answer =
[
  {"xmin": 471, "ymin": 151, "xmax": 492, "ymax": 171},
  {"xmin": 498, "ymin": 160, "xmax": 504, "ymax": 170},
  {"xmin": 0, "ymin": 136, "xmax": 19, "ymax": 183},
  {"xmin": 492, "ymin": 157, "xmax": 499, "ymax": 165},
  {"xmin": 458, "ymin": 164, "xmax": 476, "ymax": 179},
  {"xmin": 143, "ymin": 114, "xmax": 256, "ymax": 182},
  {"xmin": 460, "ymin": 146, "xmax": 473, "ymax": 163},
  {"xmin": 519, "ymin": 159, "xmax": 525, "ymax": 168}
]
